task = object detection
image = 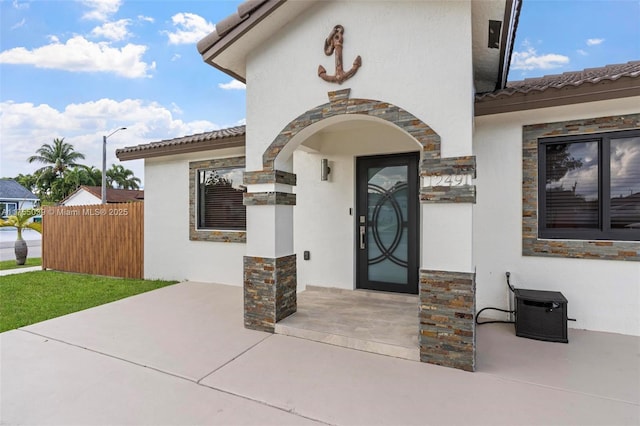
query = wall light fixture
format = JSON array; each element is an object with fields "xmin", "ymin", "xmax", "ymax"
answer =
[{"xmin": 321, "ymin": 158, "xmax": 331, "ymax": 181}]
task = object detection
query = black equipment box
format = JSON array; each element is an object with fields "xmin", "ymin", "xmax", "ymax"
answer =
[{"xmin": 514, "ymin": 289, "xmax": 568, "ymax": 343}]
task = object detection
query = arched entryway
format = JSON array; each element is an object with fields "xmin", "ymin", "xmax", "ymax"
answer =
[{"xmin": 243, "ymin": 88, "xmax": 478, "ymax": 371}]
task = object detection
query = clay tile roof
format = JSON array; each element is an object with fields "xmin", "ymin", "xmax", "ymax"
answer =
[
  {"xmin": 116, "ymin": 126, "xmax": 246, "ymax": 161},
  {"xmin": 79, "ymin": 186, "xmax": 144, "ymax": 203},
  {"xmin": 197, "ymin": 0, "xmax": 271, "ymax": 55},
  {"xmin": 476, "ymin": 60, "xmax": 640, "ymax": 101}
]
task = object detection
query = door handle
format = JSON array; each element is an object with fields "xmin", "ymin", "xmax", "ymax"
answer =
[{"xmin": 359, "ymin": 225, "xmax": 366, "ymax": 249}]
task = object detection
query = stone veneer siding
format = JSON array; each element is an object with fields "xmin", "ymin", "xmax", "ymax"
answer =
[
  {"xmin": 421, "ymin": 156, "xmax": 476, "ymax": 203},
  {"xmin": 421, "ymin": 156, "xmax": 476, "ymax": 177},
  {"xmin": 244, "ymin": 170, "xmax": 297, "ymax": 186},
  {"xmin": 420, "ymin": 185, "xmax": 476, "ymax": 204},
  {"xmin": 189, "ymin": 157, "xmax": 246, "ymax": 243},
  {"xmin": 243, "ymin": 192, "xmax": 296, "ymax": 206},
  {"xmin": 523, "ymin": 113, "xmax": 640, "ymax": 261},
  {"xmin": 419, "ymin": 270, "xmax": 476, "ymax": 372},
  {"xmin": 244, "ymin": 254, "xmax": 297, "ymax": 332}
]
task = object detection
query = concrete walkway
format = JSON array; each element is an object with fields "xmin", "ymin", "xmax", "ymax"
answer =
[
  {"xmin": 1, "ymin": 282, "xmax": 638, "ymax": 425},
  {"xmin": 0, "ymin": 265, "xmax": 42, "ymax": 276}
]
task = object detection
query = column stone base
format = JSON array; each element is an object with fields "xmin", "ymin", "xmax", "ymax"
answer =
[
  {"xmin": 419, "ymin": 269, "xmax": 476, "ymax": 372},
  {"xmin": 244, "ymin": 254, "xmax": 297, "ymax": 333}
]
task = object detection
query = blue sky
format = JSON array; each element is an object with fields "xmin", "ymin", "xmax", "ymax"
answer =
[{"xmin": 1, "ymin": 0, "xmax": 639, "ymax": 183}]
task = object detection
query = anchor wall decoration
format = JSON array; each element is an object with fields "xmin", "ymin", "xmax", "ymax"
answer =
[{"xmin": 318, "ymin": 25, "xmax": 362, "ymax": 84}]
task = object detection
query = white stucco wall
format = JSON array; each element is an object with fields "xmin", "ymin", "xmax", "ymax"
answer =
[
  {"xmin": 474, "ymin": 97, "xmax": 640, "ymax": 336},
  {"xmin": 245, "ymin": 0, "xmax": 474, "ymax": 170},
  {"xmin": 246, "ymin": 0, "xmax": 476, "ymax": 273},
  {"xmin": 62, "ymin": 190, "xmax": 101, "ymax": 206},
  {"xmin": 143, "ymin": 148, "xmax": 246, "ymax": 284}
]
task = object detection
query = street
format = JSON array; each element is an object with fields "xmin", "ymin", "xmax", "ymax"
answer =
[{"xmin": 0, "ymin": 229, "xmax": 42, "ymax": 262}]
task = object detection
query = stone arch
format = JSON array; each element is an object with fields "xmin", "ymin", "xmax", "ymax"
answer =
[{"xmin": 261, "ymin": 88, "xmax": 441, "ymax": 171}]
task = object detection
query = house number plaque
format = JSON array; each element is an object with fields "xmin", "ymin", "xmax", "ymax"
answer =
[{"xmin": 424, "ymin": 174, "xmax": 473, "ymax": 187}]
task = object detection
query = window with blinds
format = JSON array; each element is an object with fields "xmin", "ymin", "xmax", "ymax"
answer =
[
  {"xmin": 197, "ymin": 167, "xmax": 246, "ymax": 230},
  {"xmin": 538, "ymin": 130, "xmax": 640, "ymax": 241}
]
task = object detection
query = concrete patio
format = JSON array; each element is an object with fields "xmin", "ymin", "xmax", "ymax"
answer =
[
  {"xmin": 1, "ymin": 281, "xmax": 638, "ymax": 425},
  {"xmin": 276, "ymin": 286, "xmax": 419, "ymax": 361}
]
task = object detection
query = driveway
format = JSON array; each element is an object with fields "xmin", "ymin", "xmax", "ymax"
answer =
[{"xmin": 1, "ymin": 282, "xmax": 638, "ymax": 425}]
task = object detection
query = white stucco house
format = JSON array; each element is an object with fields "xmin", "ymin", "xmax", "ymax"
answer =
[{"xmin": 117, "ymin": 0, "xmax": 639, "ymax": 371}]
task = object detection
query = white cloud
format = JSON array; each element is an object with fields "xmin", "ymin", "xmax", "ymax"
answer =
[
  {"xmin": 0, "ymin": 99, "xmax": 223, "ymax": 183},
  {"xmin": 11, "ymin": 18, "xmax": 26, "ymax": 30},
  {"xmin": 218, "ymin": 79, "xmax": 246, "ymax": 90},
  {"xmin": 171, "ymin": 53, "xmax": 181, "ymax": 62},
  {"xmin": 586, "ymin": 38, "xmax": 604, "ymax": 46},
  {"xmin": 235, "ymin": 118, "xmax": 246, "ymax": 126},
  {"xmin": 576, "ymin": 49, "xmax": 588, "ymax": 56},
  {"xmin": 138, "ymin": 15, "xmax": 154, "ymax": 23},
  {"xmin": 91, "ymin": 19, "xmax": 131, "ymax": 41},
  {"xmin": 171, "ymin": 102, "xmax": 183, "ymax": 115},
  {"xmin": 610, "ymin": 137, "xmax": 640, "ymax": 197},
  {"xmin": 80, "ymin": 0, "xmax": 122, "ymax": 21},
  {"xmin": 12, "ymin": 0, "xmax": 29, "ymax": 9},
  {"xmin": 511, "ymin": 45, "xmax": 569, "ymax": 71},
  {"xmin": 549, "ymin": 142, "xmax": 599, "ymax": 200},
  {"xmin": 166, "ymin": 13, "xmax": 214, "ymax": 45},
  {"xmin": 0, "ymin": 36, "xmax": 155, "ymax": 78}
]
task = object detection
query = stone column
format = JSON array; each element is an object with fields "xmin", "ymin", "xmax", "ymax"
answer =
[
  {"xmin": 242, "ymin": 170, "xmax": 298, "ymax": 332},
  {"xmin": 419, "ymin": 270, "xmax": 476, "ymax": 372},
  {"xmin": 243, "ymin": 254, "xmax": 297, "ymax": 332},
  {"xmin": 420, "ymin": 156, "xmax": 477, "ymax": 371}
]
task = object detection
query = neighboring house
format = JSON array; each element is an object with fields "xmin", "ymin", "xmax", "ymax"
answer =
[
  {"xmin": 0, "ymin": 179, "xmax": 39, "ymax": 218},
  {"xmin": 60, "ymin": 186, "xmax": 144, "ymax": 206},
  {"xmin": 117, "ymin": 0, "xmax": 640, "ymax": 371}
]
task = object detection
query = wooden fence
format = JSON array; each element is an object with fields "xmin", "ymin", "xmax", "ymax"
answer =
[{"xmin": 42, "ymin": 203, "xmax": 143, "ymax": 279}]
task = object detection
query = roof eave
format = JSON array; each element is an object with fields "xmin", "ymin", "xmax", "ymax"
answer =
[
  {"xmin": 474, "ymin": 77, "xmax": 640, "ymax": 116},
  {"xmin": 198, "ymin": 0, "xmax": 287, "ymax": 81},
  {"xmin": 496, "ymin": 0, "xmax": 522, "ymax": 90},
  {"xmin": 116, "ymin": 135, "xmax": 246, "ymax": 161},
  {"xmin": 0, "ymin": 197, "xmax": 39, "ymax": 201}
]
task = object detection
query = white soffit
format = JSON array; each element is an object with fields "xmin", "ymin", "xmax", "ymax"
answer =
[{"xmin": 472, "ymin": 0, "xmax": 509, "ymax": 93}]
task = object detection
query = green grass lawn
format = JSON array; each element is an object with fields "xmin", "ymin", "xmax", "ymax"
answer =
[
  {"xmin": 0, "ymin": 271, "xmax": 177, "ymax": 333},
  {"xmin": 0, "ymin": 257, "xmax": 42, "ymax": 271}
]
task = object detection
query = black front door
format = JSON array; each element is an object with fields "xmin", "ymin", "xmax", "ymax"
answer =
[{"xmin": 356, "ymin": 152, "xmax": 419, "ymax": 294}]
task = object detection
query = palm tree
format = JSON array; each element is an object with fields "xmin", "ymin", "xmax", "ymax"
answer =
[
  {"xmin": 64, "ymin": 166, "xmax": 101, "ymax": 190},
  {"xmin": 85, "ymin": 166, "xmax": 103, "ymax": 185},
  {"xmin": 53, "ymin": 166, "xmax": 103, "ymax": 201},
  {"xmin": 33, "ymin": 168, "xmax": 57, "ymax": 202},
  {"xmin": 15, "ymin": 173, "xmax": 38, "ymax": 193},
  {"xmin": 106, "ymin": 164, "xmax": 141, "ymax": 190},
  {"xmin": 28, "ymin": 138, "xmax": 86, "ymax": 178},
  {"xmin": 0, "ymin": 207, "xmax": 42, "ymax": 265}
]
